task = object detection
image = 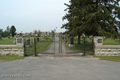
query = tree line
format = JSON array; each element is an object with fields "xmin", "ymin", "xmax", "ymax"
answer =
[
  {"xmin": 0, "ymin": 25, "xmax": 16, "ymax": 37},
  {"xmin": 62, "ymin": 0, "xmax": 120, "ymax": 44}
]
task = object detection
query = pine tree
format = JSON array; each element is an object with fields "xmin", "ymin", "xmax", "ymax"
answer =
[
  {"xmin": 10, "ymin": 25, "xmax": 16, "ymax": 37},
  {"xmin": 62, "ymin": 0, "xmax": 120, "ymax": 39}
]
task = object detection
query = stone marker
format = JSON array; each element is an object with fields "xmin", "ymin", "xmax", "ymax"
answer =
[
  {"xmin": 8, "ymin": 36, "xmax": 10, "ymax": 39},
  {"xmin": 37, "ymin": 38, "xmax": 39, "ymax": 42},
  {"xmin": 13, "ymin": 41, "xmax": 16, "ymax": 44},
  {"xmin": 26, "ymin": 38, "xmax": 30, "ymax": 45}
]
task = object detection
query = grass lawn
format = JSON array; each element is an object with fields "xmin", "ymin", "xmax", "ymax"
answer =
[
  {"xmin": 64, "ymin": 38, "xmax": 94, "ymax": 55},
  {"xmin": 95, "ymin": 56, "xmax": 120, "ymax": 62},
  {"xmin": 26, "ymin": 37, "xmax": 53, "ymax": 56},
  {"xmin": 0, "ymin": 37, "xmax": 15, "ymax": 45},
  {"xmin": 63, "ymin": 37, "xmax": 120, "ymax": 55},
  {"xmin": 103, "ymin": 38, "xmax": 120, "ymax": 45},
  {"xmin": 0, "ymin": 55, "xmax": 24, "ymax": 62}
]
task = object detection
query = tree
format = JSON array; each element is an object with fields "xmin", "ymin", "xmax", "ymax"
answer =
[
  {"xmin": 37, "ymin": 30, "xmax": 41, "ymax": 37},
  {"xmin": 51, "ymin": 30, "xmax": 55, "ymax": 37},
  {"xmin": 0, "ymin": 29, "xmax": 3, "ymax": 36},
  {"xmin": 34, "ymin": 30, "xmax": 37, "ymax": 34},
  {"xmin": 5, "ymin": 26, "xmax": 10, "ymax": 37},
  {"xmin": 10, "ymin": 25, "xmax": 16, "ymax": 37},
  {"xmin": 62, "ymin": 0, "xmax": 120, "ymax": 40},
  {"xmin": 62, "ymin": 0, "xmax": 82, "ymax": 44}
]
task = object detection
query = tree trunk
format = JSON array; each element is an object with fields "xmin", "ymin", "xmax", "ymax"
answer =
[
  {"xmin": 91, "ymin": 37, "xmax": 94, "ymax": 50},
  {"xmin": 78, "ymin": 34, "xmax": 81, "ymax": 45}
]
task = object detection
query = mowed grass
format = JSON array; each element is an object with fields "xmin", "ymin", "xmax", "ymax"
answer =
[
  {"xmin": 64, "ymin": 38, "xmax": 94, "ymax": 55},
  {"xmin": 64, "ymin": 37, "xmax": 120, "ymax": 55},
  {"xmin": 26, "ymin": 37, "xmax": 53, "ymax": 56},
  {"xmin": 103, "ymin": 38, "xmax": 120, "ymax": 45},
  {"xmin": 95, "ymin": 56, "xmax": 120, "ymax": 62},
  {"xmin": 0, "ymin": 55, "xmax": 24, "ymax": 62},
  {"xmin": 0, "ymin": 37, "xmax": 15, "ymax": 45}
]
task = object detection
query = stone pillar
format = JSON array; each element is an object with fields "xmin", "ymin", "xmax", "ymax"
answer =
[
  {"xmin": 16, "ymin": 37, "xmax": 25, "ymax": 46},
  {"xmin": 93, "ymin": 36, "xmax": 103, "ymax": 55},
  {"xmin": 93, "ymin": 36, "xmax": 103, "ymax": 47}
]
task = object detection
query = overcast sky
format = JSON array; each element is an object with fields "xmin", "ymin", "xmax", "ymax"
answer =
[{"xmin": 0, "ymin": 0, "xmax": 69, "ymax": 33}]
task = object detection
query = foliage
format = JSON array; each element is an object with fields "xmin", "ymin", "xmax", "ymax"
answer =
[
  {"xmin": 0, "ymin": 29, "xmax": 3, "ymax": 36},
  {"xmin": 10, "ymin": 25, "xmax": 16, "ymax": 37},
  {"xmin": 37, "ymin": 30, "xmax": 41, "ymax": 37},
  {"xmin": 62, "ymin": 0, "xmax": 120, "ymax": 38},
  {"xmin": 51, "ymin": 30, "xmax": 55, "ymax": 37},
  {"xmin": 34, "ymin": 30, "xmax": 37, "ymax": 34},
  {"xmin": 0, "ymin": 26, "xmax": 10, "ymax": 37}
]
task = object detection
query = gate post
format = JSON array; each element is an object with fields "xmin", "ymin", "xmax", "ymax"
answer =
[
  {"xmin": 59, "ymin": 34, "xmax": 60, "ymax": 54},
  {"xmin": 34, "ymin": 38, "xmax": 37, "ymax": 56},
  {"xmin": 61, "ymin": 34, "xmax": 62, "ymax": 53}
]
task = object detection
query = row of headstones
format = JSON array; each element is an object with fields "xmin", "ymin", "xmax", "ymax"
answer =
[
  {"xmin": 0, "ymin": 35, "xmax": 10, "ymax": 40},
  {"xmin": 26, "ymin": 37, "xmax": 40, "ymax": 46}
]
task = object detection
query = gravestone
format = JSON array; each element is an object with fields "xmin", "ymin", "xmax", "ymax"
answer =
[
  {"xmin": 26, "ymin": 38, "xmax": 30, "ymax": 45},
  {"xmin": 70, "ymin": 37, "xmax": 74, "ymax": 44},
  {"xmin": 13, "ymin": 40, "xmax": 16, "ymax": 44},
  {"xmin": 37, "ymin": 38, "xmax": 39, "ymax": 42},
  {"xmin": 8, "ymin": 36, "xmax": 10, "ymax": 39},
  {"xmin": 0, "ymin": 35, "xmax": 2, "ymax": 40}
]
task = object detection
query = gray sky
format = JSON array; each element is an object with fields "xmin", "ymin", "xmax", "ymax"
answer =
[{"xmin": 0, "ymin": 0, "xmax": 68, "ymax": 33}]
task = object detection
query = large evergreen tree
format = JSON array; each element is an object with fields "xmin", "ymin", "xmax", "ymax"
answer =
[
  {"xmin": 10, "ymin": 25, "xmax": 16, "ymax": 37},
  {"xmin": 62, "ymin": 0, "xmax": 120, "ymax": 40}
]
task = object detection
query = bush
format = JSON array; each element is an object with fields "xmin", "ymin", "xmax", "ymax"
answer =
[{"xmin": 45, "ymin": 37, "xmax": 49, "ymax": 40}]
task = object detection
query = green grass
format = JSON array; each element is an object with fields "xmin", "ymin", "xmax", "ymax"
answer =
[
  {"xmin": 63, "ymin": 37, "xmax": 120, "ymax": 55},
  {"xmin": 25, "ymin": 37, "xmax": 53, "ymax": 56},
  {"xmin": 36, "ymin": 42, "xmax": 52, "ymax": 53},
  {"xmin": 0, "ymin": 55, "xmax": 24, "ymax": 62},
  {"xmin": 64, "ymin": 38, "xmax": 94, "ymax": 55},
  {"xmin": 95, "ymin": 56, "xmax": 120, "ymax": 62},
  {"xmin": 0, "ymin": 37, "xmax": 15, "ymax": 45},
  {"xmin": 103, "ymin": 38, "xmax": 120, "ymax": 45}
]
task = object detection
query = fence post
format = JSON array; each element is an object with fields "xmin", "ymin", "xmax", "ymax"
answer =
[
  {"xmin": 59, "ymin": 34, "xmax": 60, "ymax": 54},
  {"xmin": 54, "ymin": 35, "xmax": 55, "ymax": 54},
  {"xmin": 91, "ymin": 37, "xmax": 94, "ymax": 50},
  {"xmin": 24, "ymin": 38, "xmax": 26, "ymax": 56},
  {"xmin": 83, "ymin": 37, "xmax": 86, "ymax": 56},
  {"xmin": 34, "ymin": 38, "xmax": 37, "ymax": 56}
]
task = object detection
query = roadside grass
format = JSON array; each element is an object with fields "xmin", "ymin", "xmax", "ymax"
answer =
[
  {"xmin": 0, "ymin": 55, "xmax": 24, "ymax": 62},
  {"xmin": 0, "ymin": 37, "xmax": 15, "ymax": 45},
  {"xmin": 94, "ymin": 56, "xmax": 120, "ymax": 62}
]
